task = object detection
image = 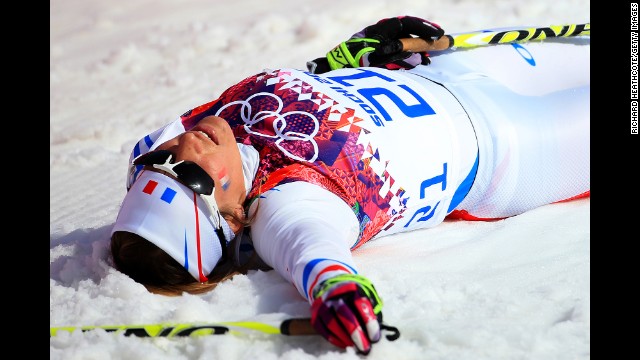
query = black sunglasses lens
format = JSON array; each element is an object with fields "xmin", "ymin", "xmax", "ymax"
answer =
[
  {"xmin": 172, "ymin": 162, "xmax": 215, "ymax": 195},
  {"xmin": 132, "ymin": 150, "xmax": 214, "ymax": 195},
  {"xmin": 133, "ymin": 150, "xmax": 172, "ymax": 166}
]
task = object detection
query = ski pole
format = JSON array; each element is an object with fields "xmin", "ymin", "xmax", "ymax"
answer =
[
  {"xmin": 50, "ymin": 317, "xmax": 317, "ymax": 338},
  {"xmin": 400, "ymin": 22, "xmax": 590, "ymax": 52}
]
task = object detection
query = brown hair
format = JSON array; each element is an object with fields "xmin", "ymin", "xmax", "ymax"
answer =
[
  {"xmin": 110, "ymin": 179, "xmax": 266, "ymax": 296},
  {"xmin": 110, "ymin": 207, "xmax": 260, "ymax": 296},
  {"xmin": 111, "ymin": 230, "xmax": 241, "ymax": 296}
]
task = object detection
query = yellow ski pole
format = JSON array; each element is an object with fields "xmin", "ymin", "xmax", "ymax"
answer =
[{"xmin": 400, "ymin": 22, "xmax": 590, "ymax": 52}]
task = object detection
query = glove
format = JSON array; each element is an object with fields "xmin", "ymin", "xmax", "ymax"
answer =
[
  {"xmin": 363, "ymin": 16, "xmax": 445, "ymax": 69},
  {"xmin": 310, "ymin": 274, "xmax": 383, "ymax": 355},
  {"xmin": 306, "ymin": 16, "xmax": 444, "ymax": 74}
]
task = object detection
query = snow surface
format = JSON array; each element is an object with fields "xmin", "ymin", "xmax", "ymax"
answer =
[{"xmin": 50, "ymin": 0, "xmax": 590, "ymax": 359}]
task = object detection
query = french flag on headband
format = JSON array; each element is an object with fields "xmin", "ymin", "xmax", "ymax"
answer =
[
  {"xmin": 112, "ymin": 170, "xmax": 233, "ymax": 283},
  {"xmin": 141, "ymin": 180, "xmax": 178, "ymax": 204}
]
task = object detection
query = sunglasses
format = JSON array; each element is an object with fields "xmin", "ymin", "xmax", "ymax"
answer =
[
  {"xmin": 134, "ymin": 150, "xmax": 214, "ymax": 195},
  {"xmin": 132, "ymin": 150, "xmax": 229, "ymax": 263}
]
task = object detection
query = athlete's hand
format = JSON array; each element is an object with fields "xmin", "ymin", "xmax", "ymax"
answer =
[
  {"xmin": 310, "ymin": 274, "xmax": 383, "ymax": 355},
  {"xmin": 306, "ymin": 16, "xmax": 444, "ymax": 74},
  {"xmin": 363, "ymin": 16, "xmax": 445, "ymax": 69}
]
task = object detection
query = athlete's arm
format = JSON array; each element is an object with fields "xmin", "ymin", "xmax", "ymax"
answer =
[
  {"xmin": 248, "ymin": 181, "xmax": 360, "ymax": 300},
  {"xmin": 248, "ymin": 181, "xmax": 386, "ymax": 353}
]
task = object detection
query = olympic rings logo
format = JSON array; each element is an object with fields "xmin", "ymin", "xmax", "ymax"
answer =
[{"xmin": 216, "ymin": 92, "xmax": 320, "ymax": 162}]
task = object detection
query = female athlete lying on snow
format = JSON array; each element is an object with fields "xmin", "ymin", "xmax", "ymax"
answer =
[{"xmin": 110, "ymin": 16, "xmax": 590, "ymax": 355}]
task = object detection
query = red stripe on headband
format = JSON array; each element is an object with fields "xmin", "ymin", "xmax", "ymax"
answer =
[{"xmin": 192, "ymin": 192, "xmax": 208, "ymax": 283}]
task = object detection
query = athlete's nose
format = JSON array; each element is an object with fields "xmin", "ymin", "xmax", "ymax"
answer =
[{"xmin": 171, "ymin": 132, "xmax": 207, "ymax": 162}]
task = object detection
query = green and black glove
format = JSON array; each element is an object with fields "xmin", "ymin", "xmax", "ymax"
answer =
[{"xmin": 307, "ymin": 16, "xmax": 445, "ymax": 74}]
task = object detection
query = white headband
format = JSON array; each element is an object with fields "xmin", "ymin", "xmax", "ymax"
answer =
[{"xmin": 112, "ymin": 170, "xmax": 235, "ymax": 282}]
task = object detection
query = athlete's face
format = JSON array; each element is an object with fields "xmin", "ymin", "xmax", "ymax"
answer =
[{"xmin": 153, "ymin": 115, "xmax": 246, "ymax": 218}]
